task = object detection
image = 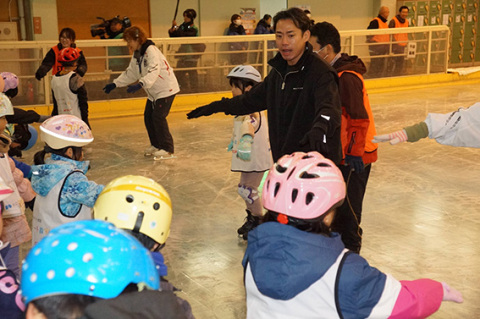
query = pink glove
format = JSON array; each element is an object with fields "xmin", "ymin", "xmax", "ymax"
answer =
[
  {"xmin": 372, "ymin": 129, "xmax": 408, "ymax": 145},
  {"xmin": 442, "ymin": 282, "xmax": 463, "ymax": 303}
]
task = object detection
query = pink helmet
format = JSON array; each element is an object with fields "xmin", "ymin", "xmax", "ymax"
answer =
[
  {"xmin": 40, "ymin": 115, "xmax": 93, "ymax": 150},
  {"xmin": 1, "ymin": 72, "xmax": 18, "ymax": 92},
  {"xmin": 262, "ymin": 151, "xmax": 345, "ymax": 220}
]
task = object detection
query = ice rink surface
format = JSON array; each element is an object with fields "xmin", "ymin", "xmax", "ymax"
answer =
[{"xmin": 20, "ymin": 81, "xmax": 480, "ymax": 318}]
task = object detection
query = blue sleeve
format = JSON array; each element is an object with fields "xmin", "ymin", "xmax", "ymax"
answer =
[
  {"xmin": 63, "ymin": 171, "xmax": 104, "ymax": 208},
  {"xmin": 337, "ymin": 253, "xmax": 388, "ymax": 319},
  {"xmin": 12, "ymin": 157, "xmax": 32, "ymax": 179}
]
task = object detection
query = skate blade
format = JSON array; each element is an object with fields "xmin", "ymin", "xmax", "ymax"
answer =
[{"xmin": 153, "ymin": 154, "xmax": 176, "ymax": 161}]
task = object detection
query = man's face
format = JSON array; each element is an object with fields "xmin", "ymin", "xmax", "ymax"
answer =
[
  {"xmin": 275, "ymin": 19, "xmax": 310, "ymax": 66},
  {"xmin": 380, "ymin": 7, "xmax": 390, "ymax": 20},
  {"xmin": 400, "ymin": 8, "xmax": 409, "ymax": 19},
  {"xmin": 308, "ymin": 36, "xmax": 327, "ymax": 60},
  {"xmin": 110, "ymin": 22, "xmax": 122, "ymax": 32}
]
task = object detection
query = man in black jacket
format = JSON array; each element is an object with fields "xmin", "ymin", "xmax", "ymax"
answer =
[{"xmin": 187, "ymin": 7, "xmax": 341, "ymax": 164}]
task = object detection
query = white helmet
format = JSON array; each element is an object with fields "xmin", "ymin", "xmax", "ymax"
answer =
[
  {"xmin": 0, "ymin": 93, "xmax": 14, "ymax": 117},
  {"xmin": 227, "ymin": 65, "xmax": 262, "ymax": 83},
  {"xmin": 40, "ymin": 115, "xmax": 93, "ymax": 150}
]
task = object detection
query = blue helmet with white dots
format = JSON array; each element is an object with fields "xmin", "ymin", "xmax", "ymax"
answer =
[{"xmin": 21, "ymin": 220, "xmax": 160, "ymax": 304}]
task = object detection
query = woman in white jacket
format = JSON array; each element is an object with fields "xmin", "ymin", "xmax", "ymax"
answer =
[{"xmin": 103, "ymin": 26, "xmax": 180, "ymax": 160}]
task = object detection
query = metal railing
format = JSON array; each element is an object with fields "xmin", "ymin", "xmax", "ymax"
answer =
[{"xmin": 0, "ymin": 25, "xmax": 449, "ymax": 107}]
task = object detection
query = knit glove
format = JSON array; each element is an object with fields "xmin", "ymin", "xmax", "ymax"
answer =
[
  {"xmin": 237, "ymin": 135, "xmax": 253, "ymax": 161},
  {"xmin": 300, "ymin": 126, "xmax": 328, "ymax": 156},
  {"xmin": 103, "ymin": 83, "xmax": 116, "ymax": 94},
  {"xmin": 442, "ymin": 282, "xmax": 463, "ymax": 303},
  {"xmin": 127, "ymin": 83, "xmax": 143, "ymax": 94},
  {"xmin": 344, "ymin": 155, "xmax": 364, "ymax": 173},
  {"xmin": 372, "ymin": 129, "xmax": 408, "ymax": 145},
  {"xmin": 227, "ymin": 140, "xmax": 233, "ymax": 152}
]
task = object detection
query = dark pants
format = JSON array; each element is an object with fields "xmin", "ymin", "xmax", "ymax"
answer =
[
  {"xmin": 144, "ymin": 95, "xmax": 175, "ymax": 153},
  {"xmin": 332, "ymin": 163, "xmax": 372, "ymax": 253},
  {"xmin": 390, "ymin": 44, "xmax": 406, "ymax": 75},
  {"xmin": 368, "ymin": 44, "xmax": 389, "ymax": 78},
  {"xmin": 176, "ymin": 59, "xmax": 198, "ymax": 92}
]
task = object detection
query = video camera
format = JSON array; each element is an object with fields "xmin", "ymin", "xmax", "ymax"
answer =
[{"xmin": 90, "ymin": 16, "xmax": 131, "ymax": 38}]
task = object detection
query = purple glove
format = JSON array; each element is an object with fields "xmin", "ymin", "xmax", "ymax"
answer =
[{"xmin": 127, "ymin": 83, "xmax": 143, "ymax": 94}]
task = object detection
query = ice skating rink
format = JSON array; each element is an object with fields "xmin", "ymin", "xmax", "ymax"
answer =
[{"xmin": 21, "ymin": 81, "xmax": 480, "ymax": 318}]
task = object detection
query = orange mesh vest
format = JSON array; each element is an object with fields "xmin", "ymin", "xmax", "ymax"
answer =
[
  {"xmin": 371, "ymin": 17, "xmax": 389, "ymax": 43},
  {"xmin": 51, "ymin": 46, "xmax": 82, "ymax": 75},
  {"xmin": 392, "ymin": 16, "xmax": 409, "ymax": 46}
]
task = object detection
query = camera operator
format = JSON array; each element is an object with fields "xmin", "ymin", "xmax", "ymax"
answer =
[
  {"xmin": 35, "ymin": 28, "xmax": 87, "ymax": 80},
  {"xmin": 108, "ymin": 18, "xmax": 125, "ymax": 39}
]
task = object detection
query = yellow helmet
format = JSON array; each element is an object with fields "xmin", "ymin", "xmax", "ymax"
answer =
[{"xmin": 93, "ymin": 175, "xmax": 172, "ymax": 245}]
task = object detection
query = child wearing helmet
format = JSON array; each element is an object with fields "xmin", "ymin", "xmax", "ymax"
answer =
[
  {"xmin": 0, "ymin": 180, "xmax": 24, "ymax": 319},
  {"xmin": 226, "ymin": 65, "xmax": 273, "ymax": 240},
  {"xmin": 51, "ymin": 47, "xmax": 90, "ymax": 127},
  {"xmin": 93, "ymin": 175, "xmax": 194, "ymax": 318},
  {"xmin": 243, "ymin": 151, "xmax": 463, "ymax": 318},
  {"xmin": 21, "ymin": 220, "xmax": 185, "ymax": 319},
  {"xmin": 0, "ymin": 93, "xmax": 35, "ymax": 278},
  {"xmin": 30, "ymin": 115, "xmax": 103, "ymax": 245}
]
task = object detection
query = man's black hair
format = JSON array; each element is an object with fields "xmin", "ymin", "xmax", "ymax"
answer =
[
  {"xmin": 310, "ymin": 22, "xmax": 341, "ymax": 54},
  {"xmin": 399, "ymin": 6, "xmax": 409, "ymax": 13},
  {"xmin": 273, "ymin": 7, "xmax": 311, "ymax": 33}
]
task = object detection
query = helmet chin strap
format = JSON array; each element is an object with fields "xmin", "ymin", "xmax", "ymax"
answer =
[{"xmin": 133, "ymin": 211, "xmax": 145, "ymax": 233}]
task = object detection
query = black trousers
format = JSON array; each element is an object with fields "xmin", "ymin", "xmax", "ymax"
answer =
[
  {"xmin": 144, "ymin": 95, "xmax": 176, "ymax": 153},
  {"xmin": 332, "ymin": 163, "xmax": 372, "ymax": 253}
]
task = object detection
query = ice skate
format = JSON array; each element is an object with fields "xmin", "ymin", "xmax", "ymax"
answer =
[
  {"xmin": 237, "ymin": 209, "xmax": 260, "ymax": 240},
  {"xmin": 153, "ymin": 149, "xmax": 176, "ymax": 161},
  {"xmin": 144, "ymin": 145, "xmax": 159, "ymax": 157}
]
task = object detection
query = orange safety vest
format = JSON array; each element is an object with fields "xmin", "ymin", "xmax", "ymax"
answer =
[
  {"xmin": 51, "ymin": 46, "xmax": 82, "ymax": 75},
  {"xmin": 371, "ymin": 17, "xmax": 389, "ymax": 43},
  {"xmin": 338, "ymin": 70, "xmax": 378, "ymax": 164},
  {"xmin": 392, "ymin": 16, "xmax": 409, "ymax": 46}
]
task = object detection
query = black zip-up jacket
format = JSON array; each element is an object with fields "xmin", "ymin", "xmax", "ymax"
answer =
[{"xmin": 191, "ymin": 43, "xmax": 342, "ymax": 163}]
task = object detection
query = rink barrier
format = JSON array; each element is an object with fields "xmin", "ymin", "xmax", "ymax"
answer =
[{"xmin": 19, "ymin": 70, "xmax": 480, "ymax": 120}]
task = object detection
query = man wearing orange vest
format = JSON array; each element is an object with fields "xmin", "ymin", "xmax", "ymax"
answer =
[
  {"xmin": 389, "ymin": 6, "xmax": 410, "ymax": 75},
  {"xmin": 310, "ymin": 22, "xmax": 378, "ymax": 254},
  {"xmin": 367, "ymin": 6, "xmax": 390, "ymax": 78}
]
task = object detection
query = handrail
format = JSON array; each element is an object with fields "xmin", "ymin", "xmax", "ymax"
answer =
[{"xmin": 0, "ymin": 25, "xmax": 450, "ymax": 108}]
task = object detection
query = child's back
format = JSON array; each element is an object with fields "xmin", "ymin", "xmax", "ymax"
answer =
[
  {"xmin": 243, "ymin": 151, "xmax": 463, "ymax": 318},
  {"xmin": 51, "ymin": 48, "xmax": 90, "ymax": 127},
  {"xmin": 31, "ymin": 115, "xmax": 102, "ymax": 245}
]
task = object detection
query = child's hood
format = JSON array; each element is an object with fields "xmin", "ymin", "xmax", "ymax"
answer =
[
  {"xmin": 242, "ymin": 222, "xmax": 345, "ymax": 300},
  {"xmin": 31, "ymin": 154, "xmax": 90, "ymax": 196}
]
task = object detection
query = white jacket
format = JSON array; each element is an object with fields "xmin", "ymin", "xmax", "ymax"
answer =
[
  {"xmin": 114, "ymin": 41, "xmax": 180, "ymax": 101},
  {"xmin": 426, "ymin": 102, "xmax": 480, "ymax": 148}
]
